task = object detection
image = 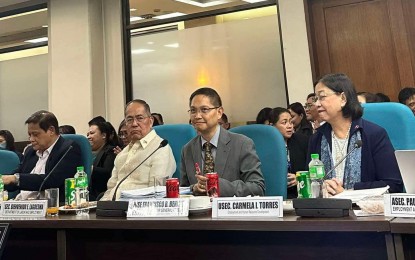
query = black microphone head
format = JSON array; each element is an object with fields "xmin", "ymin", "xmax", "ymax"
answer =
[
  {"xmin": 160, "ymin": 139, "xmax": 168, "ymax": 147},
  {"xmin": 354, "ymin": 140, "xmax": 362, "ymax": 148}
]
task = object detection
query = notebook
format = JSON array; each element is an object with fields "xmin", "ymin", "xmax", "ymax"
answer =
[{"xmin": 395, "ymin": 150, "xmax": 415, "ymax": 193}]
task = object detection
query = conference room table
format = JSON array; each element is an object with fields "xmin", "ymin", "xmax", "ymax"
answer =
[{"xmin": 0, "ymin": 209, "xmax": 399, "ymax": 260}]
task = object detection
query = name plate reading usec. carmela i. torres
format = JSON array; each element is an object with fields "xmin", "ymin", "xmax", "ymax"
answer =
[
  {"xmin": 212, "ymin": 196, "xmax": 283, "ymax": 218},
  {"xmin": 127, "ymin": 198, "xmax": 189, "ymax": 218},
  {"xmin": 384, "ymin": 194, "xmax": 415, "ymax": 217},
  {"xmin": 1, "ymin": 200, "xmax": 47, "ymax": 217}
]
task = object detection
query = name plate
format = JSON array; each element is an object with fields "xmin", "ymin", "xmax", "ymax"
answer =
[
  {"xmin": 127, "ymin": 198, "xmax": 189, "ymax": 218},
  {"xmin": 384, "ymin": 194, "xmax": 415, "ymax": 217},
  {"xmin": 1, "ymin": 200, "xmax": 47, "ymax": 217},
  {"xmin": 212, "ymin": 196, "xmax": 283, "ymax": 218}
]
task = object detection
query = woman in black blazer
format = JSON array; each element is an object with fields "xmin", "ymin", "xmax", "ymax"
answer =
[{"xmin": 269, "ymin": 107, "xmax": 309, "ymax": 199}]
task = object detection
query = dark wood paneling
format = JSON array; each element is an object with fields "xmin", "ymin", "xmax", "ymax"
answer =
[{"xmin": 308, "ymin": 0, "xmax": 415, "ymax": 101}]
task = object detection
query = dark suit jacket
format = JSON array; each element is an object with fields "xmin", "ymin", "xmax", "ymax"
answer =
[
  {"xmin": 89, "ymin": 144, "xmax": 116, "ymax": 201},
  {"xmin": 180, "ymin": 127, "xmax": 265, "ymax": 197},
  {"xmin": 10, "ymin": 136, "xmax": 82, "ymax": 202},
  {"xmin": 287, "ymin": 133, "xmax": 309, "ymax": 198},
  {"xmin": 308, "ymin": 118, "xmax": 403, "ymax": 193}
]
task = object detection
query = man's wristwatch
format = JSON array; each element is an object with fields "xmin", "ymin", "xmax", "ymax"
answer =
[{"xmin": 14, "ymin": 173, "xmax": 20, "ymax": 186}]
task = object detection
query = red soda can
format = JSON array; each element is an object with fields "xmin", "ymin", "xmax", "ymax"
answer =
[
  {"xmin": 206, "ymin": 172, "xmax": 220, "ymax": 197},
  {"xmin": 166, "ymin": 178, "xmax": 179, "ymax": 198}
]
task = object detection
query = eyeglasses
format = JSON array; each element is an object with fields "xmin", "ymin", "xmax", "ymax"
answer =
[
  {"xmin": 314, "ymin": 91, "xmax": 339, "ymax": 102},
  {"xmin": 188, "ymin": 106, "xmax": 220, "ymax": 115},
  {"xmin": 125, "ymin": 115, "xmax": 150, "ymax": 125},
  {"xmin": 304, "ymin": 103, "xmax": 314, "ymax": 109}
]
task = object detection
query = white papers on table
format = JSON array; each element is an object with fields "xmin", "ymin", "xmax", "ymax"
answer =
[
  {"xmin": 331, "ymin": 186, "xmax": 389, "ymax": 203},
  {"xmin": 120, "ymin": 186, "xmax": 191, "ymax": 200}
]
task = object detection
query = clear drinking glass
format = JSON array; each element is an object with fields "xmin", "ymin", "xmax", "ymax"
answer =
[{"xmin": 45, "ymin": 188, "xmax": 59, "ymax": 216}]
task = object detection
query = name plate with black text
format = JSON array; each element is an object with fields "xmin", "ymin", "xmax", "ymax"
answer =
[
  {"xmin": 0, "ymin": 200, "xmax": 47, "ymax": 217},
  {"xmin": 127, "ymin": 198, "xmax": 189, "ymax": 218},
  {"xmin": 384, "ymin": 194, "xmax": 415, "ymax": 217},
  {"xmin": 212, "ymin": 196, "xmax": 283, "ymax": 218}
]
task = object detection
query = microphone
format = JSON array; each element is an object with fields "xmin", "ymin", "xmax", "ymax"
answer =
[
  {"xmin": 36, "ymin": 145, "xmax": 73, "ymax": 199},
  {"xmin": 324, "ymin": 140, "xmax": 362, "ymax": 180},
  {"xmin": 97, "ymin": 140, "xmax": 168, "ymax": 217}
]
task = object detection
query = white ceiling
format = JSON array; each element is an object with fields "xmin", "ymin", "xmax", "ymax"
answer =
[{"xmin": 0, "ymin": 0, "xmax": 272, "ymax": 50}]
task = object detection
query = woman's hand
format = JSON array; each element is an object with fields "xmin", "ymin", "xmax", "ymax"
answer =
[
  {"xmin": 287, "ymin": 173, "xmax": 297, "ymax": 188},
  {"xmin": 324, "ymin": 178, "xmax": 344, "ymax": 196}
]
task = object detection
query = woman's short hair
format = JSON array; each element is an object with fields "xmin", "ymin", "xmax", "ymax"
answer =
[
  {"xmin": 256, "ymin": 107, "xmax": 272, "ymax": 124},
  {"xmin": 319, "ymin": 73, "xmax": 363, "ymax": 119}
]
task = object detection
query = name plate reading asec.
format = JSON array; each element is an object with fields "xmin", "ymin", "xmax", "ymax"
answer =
[
  {"xmin": 212, "ymin": 196, "xmax": 283, "ymax": 218},
  {"xmin": 384, "ymin": 194, "xmax": 415, "ymax": 217},
  {"xmin": 1, "ymin": 200, "xmax": 47, "ymax": 217},
  {"xmin": 127, "ymin": 198, "xmax": 189, "ymax": 218}
]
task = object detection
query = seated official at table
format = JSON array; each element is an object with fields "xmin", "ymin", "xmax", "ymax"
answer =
[
  {"xmin": 100, "ymin": 99, "xmax": 176, "ymax": 200},
  {"xmin": 308, "ymin": 73, "xmax": 403, "ymax": 195},
  {"xmin": 3, "ymin": 110, "xmax": 82, "ymax": 201},
  {"xmin": 181, "ymin": 87, "xmax": 265, "ymax": 197}
]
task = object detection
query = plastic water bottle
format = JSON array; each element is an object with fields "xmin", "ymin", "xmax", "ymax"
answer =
[
  {"xmin": 308, "ymin": 154, "xmax": 325, "ymax": 198},
  {"xmin": 0, "ymin": 175, "xmax": 4, "ymax": 202},
  {"xmin": 75, "ymin": 166, "xmax": 89, "ymax": 215}
]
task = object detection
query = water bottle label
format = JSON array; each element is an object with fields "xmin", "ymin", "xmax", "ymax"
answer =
[
  {"xmin": 309, "ymin": 166, "xmax": 317, "ymax": 178},
  {"xmin": 316, "ymin": 166, "xmax": 325, "ymax": 179},
  {"xmin": 76, "ymin": 176, "xmax": 88, "ymax": 188}
]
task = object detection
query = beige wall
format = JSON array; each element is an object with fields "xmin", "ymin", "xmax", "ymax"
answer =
[
  {"xmin": 48, "ymin": 0, "xmax": 125, "ymax": 135},
  {"xmin": 279, "ymin": 0, "xmax": 314, "ymax": 104}
]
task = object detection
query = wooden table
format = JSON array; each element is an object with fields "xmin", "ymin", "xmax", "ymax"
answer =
[{"xmin": 0, "ymin": 210, "xmax": 395, "ymax": 260}]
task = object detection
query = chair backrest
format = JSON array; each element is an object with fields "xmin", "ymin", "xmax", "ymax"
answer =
[
  {"xmin": 62, "ymin": 134, "xmax": 93, "ymax": 180},
  {"xmin": 0, "ymin": 150, "xmax": 20, "ymax": 174},
  {"xmin": 362, "ymin": 103, "xmax": 415, "ymax": 150},
  {"xmin": 230, "ymin": 124, "xmax": 287, "ymax": 198},
  {"xmin": 153, "ymin": 124, "xmax": 197, "ymax": 179}
]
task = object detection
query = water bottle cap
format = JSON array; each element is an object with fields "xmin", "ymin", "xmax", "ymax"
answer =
[
  {"xmin": 77, "ymin": 166, "xmax": 84, "ymax": 171},
  {"xmin": 311, "ymin": 154, "xmax": 319, "ymax": 159}
]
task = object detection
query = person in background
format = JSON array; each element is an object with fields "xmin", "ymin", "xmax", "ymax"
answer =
[
  {"xmin": 308, "ymin": 73, "xmax": 403, "ymax": 195},
  {"xmin": 269, "ymin": 107, "xmax": 309, "ymax": 199},
  {"xmin": 398, "ymin": 87, "xmax": 415, "ymax": 116},
  {"xmin": 375, "ymin": 92, "xmax": 390, "ymax": 102},
  {"xmin": 113, "ymin": 119, "xmax": 130, "ymax": 155},
  {"xmin": 357, "ymin": 92, "xmax": 380, "ymax": 103},
  {"xmin": 0, "ymin": 130, "xmax": 23, "ymax": 161},
  {"xmin": 288, "ymin": 102, "xmax": 313, "ymax": 138},
  {"xmin": 305, "ymin": 93, "xmax": 325, "ymax": 132},
  {"xmin": 181, "ymin": 87, "xmax": 265, "ymax": 197},
  {"xmin": 101, "ymin": 100, "xmax": 175, "ymax": 200},
  {"xmin": 59, "ymin": 125, "xmax": 76, "ymax": 134},
  {"xmin": 3, "ymin": 110, "xmax": 82, "ymax": 201},
  {"xmin": 87, "ymin": 121, "xmax": 117, "ymax": 200},
  {"xmin": 218, "ymin": 113, "xmax": 230, "ymax": 130},
  {"xmin": 88, "ymin": 116, "xmax": 121, "ymax": 147},
  {"xmin": 256, "ymin": 107, "xmax": 272, "ymax": 125},
  {"xmin": 151, "ymin": 113, "xmax": 164, "ymax": 125}
]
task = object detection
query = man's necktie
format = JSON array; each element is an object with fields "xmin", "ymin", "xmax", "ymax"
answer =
[{"xmin": 203, "ymin": 142, "xmax": 215, "ymax": 174}]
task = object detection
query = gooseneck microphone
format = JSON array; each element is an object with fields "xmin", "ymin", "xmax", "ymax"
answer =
[
  {"xmin": 36, "ymin": 145, "xmax": 73, "ymax": 199},
  {"xmin": 111, "ymin": 139, "xmax": 168, "ymax": 201},
  {"xmin": 97, "ymin": 140, "xmax": 169, "ymax": 217},
  {"xmin": 324, "ymin": 140, "xmax": 362, "ymax": 180}
]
